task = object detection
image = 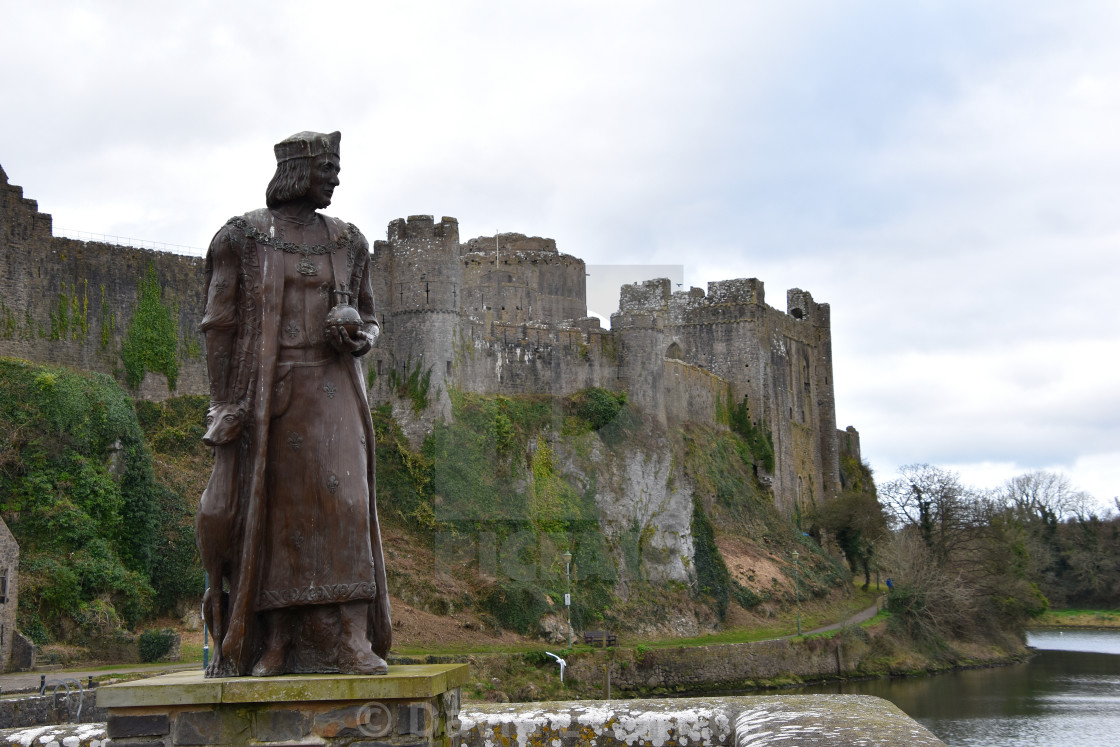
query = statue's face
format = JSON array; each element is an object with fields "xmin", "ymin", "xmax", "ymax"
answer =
[{"xmin": 309, "ymin": 154, "xmax": 341, "ymax": 209}]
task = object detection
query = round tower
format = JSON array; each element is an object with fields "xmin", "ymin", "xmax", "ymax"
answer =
[{"xmin": 371, "ymin": 215, "xmax": 461, "ymax": 419}]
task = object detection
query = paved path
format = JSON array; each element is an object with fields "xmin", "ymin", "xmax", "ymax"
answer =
[
  {"xmin": 802, "ymin": 595, "xmax": 886, "ymax": 636},
  {"xmin": 771, "ymin": 595, "xmax": 886, "ymax": 640},
  {"xmin": 0, "ymin": 662, "xmax": 197, "ymax": 695}
]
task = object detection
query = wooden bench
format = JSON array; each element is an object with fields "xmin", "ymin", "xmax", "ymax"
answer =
[{"xmin": 582, "ymin": 630, "xmax": 618, "ymax": 647}]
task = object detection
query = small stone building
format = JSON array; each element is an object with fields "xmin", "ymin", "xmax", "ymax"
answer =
[{"xmin": 0, "ymin": 518, "xmax": 17, "ymax": 671}]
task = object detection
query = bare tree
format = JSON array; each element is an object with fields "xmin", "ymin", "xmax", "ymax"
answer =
[
  {"xmin": 880, "ymin": 464, "xmax": 986, "ymax": 565},
  {"xmin": 1001, "ymin": 470, "xmax": 1094, "ymax": 522},
  {"xmin": 881, "ymin": 529, "xmax": 979, "ymax": 639}
]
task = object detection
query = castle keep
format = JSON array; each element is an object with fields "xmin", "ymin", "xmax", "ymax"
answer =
[{"xmin": 0, "ymin": 165, "xmax": 857, "ymax": 514}]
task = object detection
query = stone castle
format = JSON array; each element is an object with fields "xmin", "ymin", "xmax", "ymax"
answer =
[{"xmin": 0, "ymin": 164, "xmax": 860, "ymax": 515}]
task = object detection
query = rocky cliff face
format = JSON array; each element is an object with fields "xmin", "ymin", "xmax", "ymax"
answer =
[{"xmin": 556, "ymin": 434, "xmax": 695, "ymax": 590}]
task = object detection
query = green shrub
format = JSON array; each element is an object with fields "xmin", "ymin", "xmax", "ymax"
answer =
[
  {"xmin": 691, "ymin": 499, "xmax": 731, "ymax": 618},
  {"xmin": 569, "ymin": 388, "xmax": 627, "ymax": 431},
  {"xmin": 0, "ymin": 359, "xmax": 161, "ymax": 639},
  {"xmin": 481, "ymin": 581, "xmax": 551, "ymax": 635},
  {"xmin": 138, "ymin": 628, "xmax": 177, "ymax": 662}
]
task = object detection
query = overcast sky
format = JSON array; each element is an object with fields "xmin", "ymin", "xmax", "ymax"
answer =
[{"xmin": 2, "ymin": 1, "xmax": 1117, "ymax": 508}]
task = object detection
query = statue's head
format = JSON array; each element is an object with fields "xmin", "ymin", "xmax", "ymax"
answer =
[{"xmin": 265, "ymin": 131, "xmax": 342, "ymax": 209}]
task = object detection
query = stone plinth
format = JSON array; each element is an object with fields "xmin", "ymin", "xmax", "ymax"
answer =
[{"xmin": 98, "ymin": 665, "xmax": 467, "ymax": 747}]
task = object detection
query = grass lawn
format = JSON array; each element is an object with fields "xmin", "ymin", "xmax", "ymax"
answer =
[{"xmin": 1027, "ymin": 608, "xmax": 1120, "ymax": 629}]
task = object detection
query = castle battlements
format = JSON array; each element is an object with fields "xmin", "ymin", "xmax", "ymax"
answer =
[
  {"xmin": 385, "ymin": 214, "xmax": 460, "ymax": 243},
  {"xmin": 461, "ymin": 232, "xmax": 558, "ymax": 256}
]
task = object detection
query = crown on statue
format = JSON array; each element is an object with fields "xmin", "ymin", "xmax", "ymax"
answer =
[{"xmin": 273, "ymin": 131, "xmax": 341, "ymax": 163}]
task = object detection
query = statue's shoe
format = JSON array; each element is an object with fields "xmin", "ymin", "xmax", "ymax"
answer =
[
  {"xmin": 339, "ymin": 647, "xmax": 388, "ymax": 675},
  {"xmin": 251, "ymin": 646, "xmax": 288, "ymax": 677}
]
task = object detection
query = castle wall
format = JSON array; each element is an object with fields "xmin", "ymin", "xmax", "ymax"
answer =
[
  {"xmin": 612, "ymin": 277, "xmax": 842, "ymax": 513},
  {"xmin": 450, "ymin": 318, "xmax": 617, "ymax": 398},
  {"xmin": 2, "ymin": 159, "xmax": 849, "ymax": 518},
  {"xmin": 460, "ymin": 233, "xmax": 586, "ymax": 327},
  {"xmin": 0, "ymin": 166, "xmax": 207, "ymax": 399},
  {"xmin": 369, "ymin": 215, "xmax": 462, "ymax": 421},
  {"xmin": 0, "ymin": 520, "xmax": 18, "ymax": 672}
]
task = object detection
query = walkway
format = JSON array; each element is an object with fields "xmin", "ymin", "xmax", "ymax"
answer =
[
  {"xmin": 783, "ymin": 595, "xmax": 886, "ymax": 639},
  {"xmin": 0, "ymin": 662, "xmax": 197, "ymax": 695}
]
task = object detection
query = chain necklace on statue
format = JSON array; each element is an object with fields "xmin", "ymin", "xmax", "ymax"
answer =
[{"xmin": 227, "ymin": 215, "xmax": 347, "ymax": 276}]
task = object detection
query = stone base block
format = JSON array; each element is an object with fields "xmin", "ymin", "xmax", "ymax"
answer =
[{"xmin": 98, "ymin": 665, "xmax": 467, "ymax": 747}]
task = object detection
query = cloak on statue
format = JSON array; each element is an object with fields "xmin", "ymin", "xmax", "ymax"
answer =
[{"xmin": 197, "ymin": 207, "xmax": 391, "ymax": 676}]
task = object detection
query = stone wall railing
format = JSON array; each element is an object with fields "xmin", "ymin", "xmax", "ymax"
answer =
[
  {"xmin": 460, "ymin": 695, "xmax": 946, "ymax": 747},
  {"xmin": 0, "ymin": 695, "xmax": 946, "ymax": 747}
]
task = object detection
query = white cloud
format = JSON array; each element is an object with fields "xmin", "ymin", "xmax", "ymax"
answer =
[{"xmin": 2, "ymin": 0, "xmax": 1118, "ymax": 505}]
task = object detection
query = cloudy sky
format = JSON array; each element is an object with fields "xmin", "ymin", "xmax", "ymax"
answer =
[{"xmin": 2, "ymin": 1, "xmax": 1118, "ymax": 507}]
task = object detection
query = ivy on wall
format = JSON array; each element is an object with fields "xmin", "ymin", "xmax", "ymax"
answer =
[
  {"xmin": 100, "ymin": 284, "xmax": 115, "ymax": 351},
  {"xmin": 386, "ymin": 354, "xmax": 433, "ymax": 413},
  {"xmin": 120, "ymin": 263, "xmax": 179, "ymax": 390},
  {"xmin": 0, "ymin": 301, "xmax": 16, "ymax": 339},
  {"xmin": 0, "ymin": 359, "xmax": 163, "ymax": 641},
  {"xmin": 49, "ymin": 280, "xmax": 90, "ymax": 342},
  {"xmin": 719, "ymin": 391, "xmax": 776, "ymax": 473}
]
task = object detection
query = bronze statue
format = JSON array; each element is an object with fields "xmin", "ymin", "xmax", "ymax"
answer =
[{"xmin": 196, "ymin": 131, "xmax": 391, "ymax": 677}]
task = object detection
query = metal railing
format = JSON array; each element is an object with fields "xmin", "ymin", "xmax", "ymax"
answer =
[
  {"xmin": 41, "ymin": 677, "xmax": 87, "ymax": 723},
  {"xmin": 56, "ymin": 228, "xmax": 204, "ymax": 256}
]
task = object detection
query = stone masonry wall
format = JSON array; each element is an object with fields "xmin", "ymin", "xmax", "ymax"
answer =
[
  {"xmin": 612, "ymin": 277, "xmax": 842, "ymax": 513},
  {"xmin": 0, "ymin": 166, "xmax": 207, "ymax": 399},
  {"xmin": 460, "ymin": 234, "xmax": 586, "ymax": 327}
]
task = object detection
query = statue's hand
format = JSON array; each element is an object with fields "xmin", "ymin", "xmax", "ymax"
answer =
[{"xmin": 329, "ymin": 326, "xmax": 374, "ymax": 357}]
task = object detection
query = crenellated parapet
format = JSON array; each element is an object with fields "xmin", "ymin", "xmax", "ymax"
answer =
[{"xmin": 1, "ymin": 164, "xmax": 53, "ymax": 244}]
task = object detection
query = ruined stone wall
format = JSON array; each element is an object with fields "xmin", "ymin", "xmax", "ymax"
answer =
[
  {"xmin": 0, "ymin": 166, "xmax": 207, "ymax": 399},
  {"xmin": 838, "ymin": 425, "xmax": 862, "ymax": 463}
]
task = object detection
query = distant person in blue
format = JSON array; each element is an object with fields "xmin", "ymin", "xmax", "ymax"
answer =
[{"xmin": 886, "ymin": 577, "xmax": 894, "ymax": 591}]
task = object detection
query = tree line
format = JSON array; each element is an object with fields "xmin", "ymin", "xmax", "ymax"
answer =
[{"xmin": 816, "ymin": 457, "xmax": 1118, "ymax": 641}]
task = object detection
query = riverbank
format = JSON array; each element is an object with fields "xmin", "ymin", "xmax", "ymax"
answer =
[
  {"xmin": 442, "ymin": 619, "xmax": 1031, "ymax": 703},
  {"xmin": 1026, "ymin": 608, "xmax": 1120, "ymax": 629}
]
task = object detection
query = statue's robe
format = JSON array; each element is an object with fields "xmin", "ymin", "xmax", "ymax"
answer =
[{"xmin": 199, "ymin": 208, "xmax": 391, "ymax": 675}]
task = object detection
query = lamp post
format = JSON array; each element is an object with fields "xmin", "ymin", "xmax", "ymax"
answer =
[
  {"xmin": 563, "ymin": 550, "xmax": 573, "ymax": 649},
  {"xmin": 202, "ymin": 572, "xmax": 210, "ymax": 669},
  {"xmin": 792, "ymin": 550, "xmax": 802, "ymax": 636}
]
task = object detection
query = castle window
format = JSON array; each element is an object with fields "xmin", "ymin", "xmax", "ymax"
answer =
[
  {"xmin": 665, "ymin": 342, "xmax": 683, "ymax": 360},
  {"xmin": 377, "ymin": 360, "xmax": 382, "ymax": 376},
  {"xmin": 446, "ymin": 360, "xmax": 452, "ymax": 375},
  {"xmin": 791, "ymin": 308, "xmax": 804, "ymax": 320},
  {"xmin": 0, "ymin": 568, "xmax": 7, "ymax": 603}
]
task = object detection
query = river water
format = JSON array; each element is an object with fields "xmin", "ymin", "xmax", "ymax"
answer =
[{"xmin": 786, "ymin": 629, "xmax": 1120, "ymax": 746}]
